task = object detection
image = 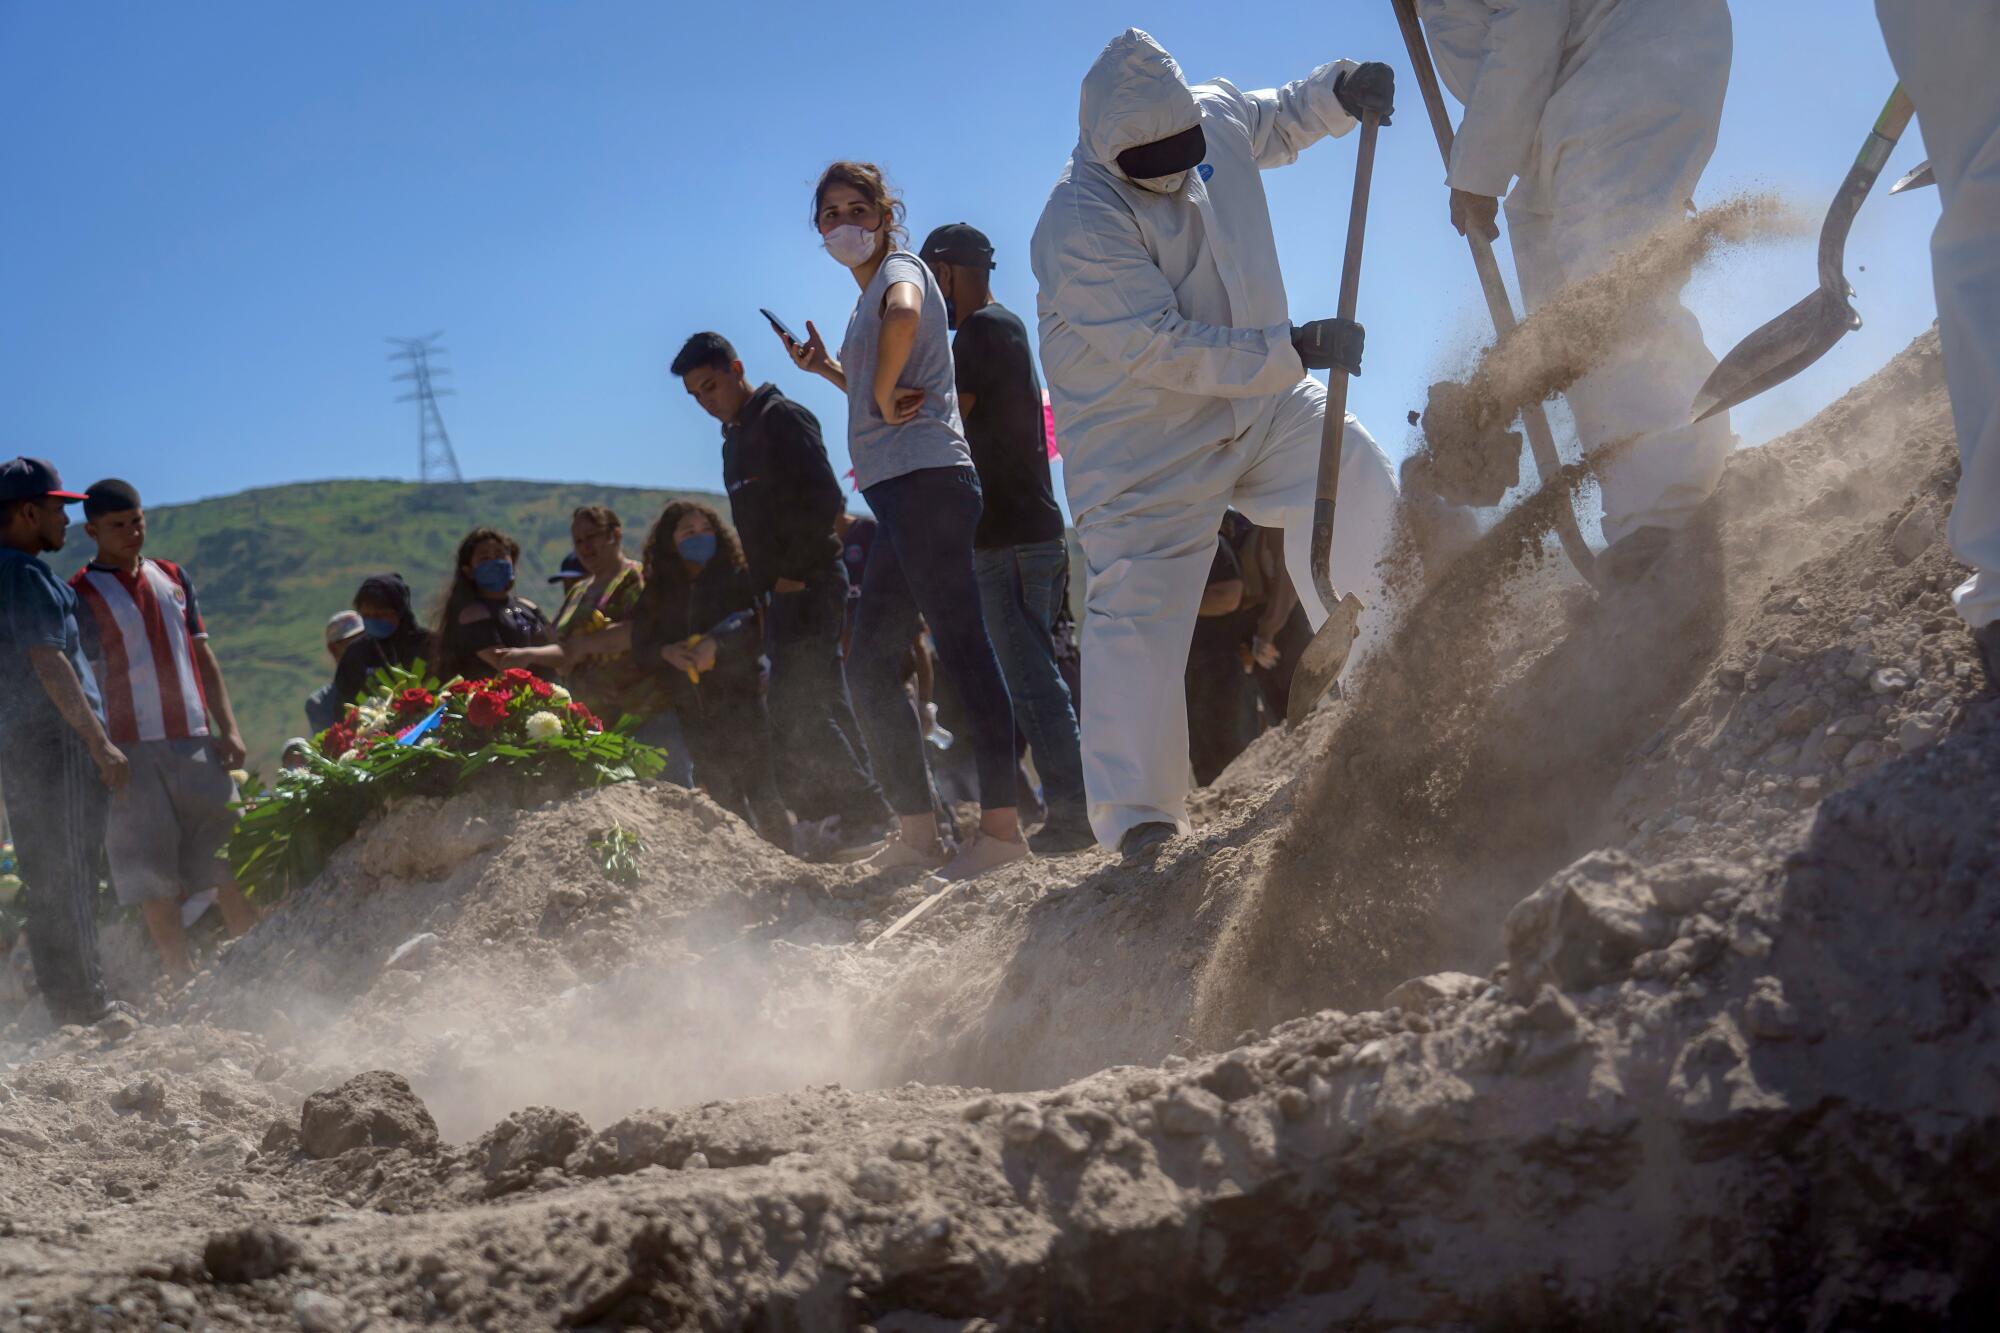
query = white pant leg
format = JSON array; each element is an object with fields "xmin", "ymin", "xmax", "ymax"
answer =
[
  {"xmin": 1878, "ymin": 0, "xmax": 2000, "ymax": 629},
  {"xmin": 1230, "ymin": 376, "xmax": 1402, "ymax": 676},
  {"xmin": 1075, "ymin": 487, "xmax": 1232, "ymax": 847},
  {"xmin": 1508, "ymin": 200, "xmax": 1734, "ymax": 546}
]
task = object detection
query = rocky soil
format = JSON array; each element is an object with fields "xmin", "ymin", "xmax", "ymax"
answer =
[{"xmin": 2, "ymin": 331, "xmax": 1996, "ymax": 1330}]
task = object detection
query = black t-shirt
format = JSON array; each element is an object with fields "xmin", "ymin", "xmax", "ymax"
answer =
[{"xmin": 951, "ymin": 303, "xmax": 1066, "ymax": 549}]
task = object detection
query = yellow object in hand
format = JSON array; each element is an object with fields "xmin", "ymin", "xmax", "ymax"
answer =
[{"xmin": 681, "ymin": 635, "xmax": 704, "ymax": 685}]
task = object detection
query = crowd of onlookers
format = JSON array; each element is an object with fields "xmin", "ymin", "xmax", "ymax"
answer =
[{"xmin": 0, "ymin": 158, "xmax": 1305, "ymax": 1026}]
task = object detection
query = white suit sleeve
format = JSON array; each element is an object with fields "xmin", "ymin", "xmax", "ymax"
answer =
[
  {"xmin": 1445, "ymin": 0, "xmax": 1567, "ymax": 197},
  {"xmin": 1200, "ymin": 63, "xmax": 1359, "ymax": 170},
  {"xmin": 1039, "ymin": 185, "xmax": 1304, "ymax": 399}
]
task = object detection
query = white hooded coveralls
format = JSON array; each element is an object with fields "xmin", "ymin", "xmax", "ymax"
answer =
[
  {"xmin": 1031, "ymin": 29, "xmax": 1399, "ymax": 848},
  {"xmin": 1420, "ymin": 0, "xmax": 1735, "ymax": 546},
  {"xmin": 1876, "ymin": 1, "xmax": 2000, "ymax": 631}
]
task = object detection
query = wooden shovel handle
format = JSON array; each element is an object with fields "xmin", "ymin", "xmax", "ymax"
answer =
[
  {"xmin": 1310, "ymin": 111, "xmax": 1381, "ymax": 614},
  {"xmin": 1390, "ymin": 0, "xmax": 1600, "ymax": 586}
]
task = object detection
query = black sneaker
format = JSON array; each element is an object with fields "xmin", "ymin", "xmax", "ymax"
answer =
[
  {"xmin": 1117, "ymin": 821, "xmax": 1178, "ymax": 864},
  {"xmin": 1974, "ymin": 621, "xmax": 2000, "ymax": 695},
  {"xmin": 1029, "ymin": 820, "xmax": 1097, "ymax": 856}
]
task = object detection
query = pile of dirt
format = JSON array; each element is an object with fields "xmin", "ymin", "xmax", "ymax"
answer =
[
  {"xmin": 2, "ymin": 330, "xmax": 1996, "ymax": 1328},
  {"xmin": 1197, "ymin": 329, "xmax": 1967, "ymax": 1043}
]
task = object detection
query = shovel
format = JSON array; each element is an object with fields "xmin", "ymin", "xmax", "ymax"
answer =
[
  {"xmin": 1390, "ymin": 0, "xmax": 1599, "ymax": 588},
  {"xmin": 1690, "ymin": 86, "xmax": 1914, "ymax": 424},
  {"xmin": 1286, "ymin": 108, "xmax": 1380, "ymax": 728},
  {"xmin": 1890, "ymin": 159, "xmax": 1935, "ymax": 194}
]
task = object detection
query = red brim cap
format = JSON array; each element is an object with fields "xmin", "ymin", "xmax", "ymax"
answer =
[{"xmin": 48, "ymin": 490, "xmax": 88, "ymax": 502}]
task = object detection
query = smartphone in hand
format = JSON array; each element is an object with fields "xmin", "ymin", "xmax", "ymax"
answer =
[{"xmin": 760, "ymin": 307, "xmax": 800, "ymax": 345}]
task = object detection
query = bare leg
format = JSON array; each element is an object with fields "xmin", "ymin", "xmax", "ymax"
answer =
[
  {"xmin": 139, "ymin": 899, "xmax": 192, "ymax": 979},
  {"xmin": 897, "ymin": 812, "xmax": 942, "ymax": 851},
  {"xmin": 214, "ymin": 879, "xmax": 261, "ymax": 937},
  {"xmin": 979, "ymin": 808, "xmax": 1021, "ymax": 841}
]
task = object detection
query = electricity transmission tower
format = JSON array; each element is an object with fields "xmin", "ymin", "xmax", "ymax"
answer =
[{"xmin": 387, "ymin": 332, "xmax": 465, "ymax": 484}]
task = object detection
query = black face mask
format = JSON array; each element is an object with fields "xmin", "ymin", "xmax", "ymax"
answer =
[{"xmin": 1116, "ymin": 123, "xmax": 1207, "ymax": 183}]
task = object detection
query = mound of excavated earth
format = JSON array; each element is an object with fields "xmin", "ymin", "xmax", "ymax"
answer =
[{"xmin": 2, "ymin": 331, "xmax": 1996, "ymax": 1329}]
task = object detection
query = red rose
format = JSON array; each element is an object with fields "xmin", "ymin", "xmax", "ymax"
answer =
[
  {"xmin": 501, "ymin": 667, "xmax": 536, "ymax": 685},
  {"xmin": 320, "ymin": 723, "xmax": 355, "ymax": 759},
  {"xmin": 467, "ymin": 690, "xmax": 512, "ymax": 729},
  {"xmin": 393, "ymin": 686, "xmax": 436, "ymax": 717},
  {"xmin": 444, "ymin": 679, "xmax": 479, "ymax": 697},
  {"xmin": 528, "ymin": 677, "xmax": 553, "ymax": 699}
]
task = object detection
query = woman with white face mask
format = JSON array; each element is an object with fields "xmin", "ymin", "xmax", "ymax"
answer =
[{"xmin": 776, "ymin": 160, "xmax": 1028, "ymax": 882}]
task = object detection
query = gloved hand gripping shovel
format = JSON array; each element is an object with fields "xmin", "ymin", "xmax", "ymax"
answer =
[
  {"xmin": 1390, "ymin": 0, "xmax": 1598, "ymax": 589},
  {"xmin": 1691, "ymin": 86, "xmax": 1915, "ymax": 423},
  {"xmin": 1287, "ymin": 109, "xmax": 1381, "ymax": 728}
]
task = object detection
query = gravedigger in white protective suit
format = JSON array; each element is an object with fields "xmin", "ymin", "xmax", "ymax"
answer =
[
  {"xmin": 1418, "ymin": 0, "xmax": 1735, "ymax": 579},
  {"xmin": 1874, "ymin": 0, "xmax": 2000, "ymax": 691},
  {"xmin": 1031, "ymin": 29, "xmax": 1401, "ymax": 858}
]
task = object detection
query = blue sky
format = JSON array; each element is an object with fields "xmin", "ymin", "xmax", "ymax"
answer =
[{"xmin": 1, "ymin": 2, "xmax": 1935, "ymax": 518}]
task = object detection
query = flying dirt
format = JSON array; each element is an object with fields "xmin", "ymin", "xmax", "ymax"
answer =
[
  {"xmin": 1, "ymin": 330, "xmax": 1996, "ymax": 1329},
  {"xmin": 1410, "ymin": 192, "xmax": 1804, "ymax": 508}
]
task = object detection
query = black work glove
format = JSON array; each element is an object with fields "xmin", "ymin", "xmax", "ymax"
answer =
[
  {"xmin": 1292, "ymin": 318, "xmax": 1365, "ymax": 376},
  {"xmin": 1334, "ymin": 61, "xmax": 1395, "ymax": 125}
]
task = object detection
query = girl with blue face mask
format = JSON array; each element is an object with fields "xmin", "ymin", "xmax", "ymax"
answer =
[
  {"xmin": 436, "ymin": 526, "xmax": 554, "ymax": 682},
  {"xmin": 333, "ymin": 572, "xmax": 436, "ymax": 707},
  {"xmin": 628, "ymin": 501, "xmax": 792, "ymax": 849}
]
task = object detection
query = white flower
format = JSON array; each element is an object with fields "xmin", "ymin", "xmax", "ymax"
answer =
[
  {"xmin": 228, "ymin": 769, "xmax": 250, "ymax": 787},
  {"xmin": 338, "ymin": 749, "xmax": 361, "ymax": 763},
  {"xmin": 548, "ymin": 684, "xmax": 571, "ymax": 703},
  {"xmin": 524, "ymin": 711, "xmax": 563, "ymax": 742}
]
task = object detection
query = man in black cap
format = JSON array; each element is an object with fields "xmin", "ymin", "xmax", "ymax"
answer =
[
  {"xmin": 918, "ymin": 224, "xmax": 1090, "ymax": 852},
  {"xmin": 0, "ymin": 457, "xmax": 119, "ymax": 1024}
]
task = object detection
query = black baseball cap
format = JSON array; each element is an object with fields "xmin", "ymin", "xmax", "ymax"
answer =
[
  {"xmin": 548, "ymin": 553, "xmax": 587, "ymax": 584},
  {"xmin": 918, "ymin": 223, "xmax": 995, "ymax": 270},
  {"xmin": 0, "ymin": 457, "xmax": 87, "ymax": 505},
  {"xmin": 83, "ymin": 478, "xmax": 141, "ymax": 520}
]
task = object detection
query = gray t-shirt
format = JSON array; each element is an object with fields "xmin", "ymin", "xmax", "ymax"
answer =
[{"xmin": 840, "ymin": 249, "xmax": 972, "ymax": 492}]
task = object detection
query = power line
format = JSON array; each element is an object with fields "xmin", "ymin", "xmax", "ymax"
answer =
[{"xmin": 387, "ymin": 332, "xmax": 464, "ymax": 484}]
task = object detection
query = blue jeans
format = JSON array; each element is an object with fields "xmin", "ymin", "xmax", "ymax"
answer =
[
  {"xmin": 634, "ymin": 710, "xmax": 694, "ymax": 787},
  {"xmin": 973, "ymin": 540, "xmax": 1087, "ymax": 828},
  {"xmin": 852, "ymin": 467, "xmax": 1017, "ymax": 817}
]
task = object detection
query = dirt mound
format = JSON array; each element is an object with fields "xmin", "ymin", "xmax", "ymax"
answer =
[
  {"xmin": 1197, "ymin": 329, "xmax": 1966, "ymax": 1042},
  {"xmin": 2, "ymin": 330, "xmax": 1995, "ymax": 1327}
]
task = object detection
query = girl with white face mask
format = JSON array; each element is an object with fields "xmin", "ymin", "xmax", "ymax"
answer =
[{"xmin": 774, "ymin": 161, "xmax": 1029, "ymax": 883}]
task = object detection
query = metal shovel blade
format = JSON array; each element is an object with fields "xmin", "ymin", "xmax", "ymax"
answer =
[
  {"xmin": 1890, "ymin": 159, "xmax": 1935, "ymax": 194},
  {"xmin": 1287, "ymin": 592, "xmax": 1365, "ymax": 728},
  {"xmin": 1691, "ymin": 284, "xmax": 1860, "ymax": 424},
  {"xmin": 1691, "ymin": 85, "xmax": 1912, "ymax": 425}
]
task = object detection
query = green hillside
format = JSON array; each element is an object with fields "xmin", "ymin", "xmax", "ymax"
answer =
[{"xmin": 48, "ymin": 478, "xmax": 729, "ymax": 769}]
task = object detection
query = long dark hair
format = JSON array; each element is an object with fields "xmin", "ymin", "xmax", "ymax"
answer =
[
  {"xmin": 435, "ymin": 525, "xmax": 521, "ymax": 641},
  {"xmin": 639, "ymin": 501, "xmax": 745, "ymax": 601},
  {"xmin": 812, "ymin": 160, "xmax": 909, "ymax": 250}
]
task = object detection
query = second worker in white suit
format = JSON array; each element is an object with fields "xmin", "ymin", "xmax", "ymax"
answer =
[
  {"xmin": 1031, "ymin": 29, "xmax": 1401, "ymax": 859},
  {"xmin": 1419, "ymin": 0, "xmax": 1736, "ymax": 580}
]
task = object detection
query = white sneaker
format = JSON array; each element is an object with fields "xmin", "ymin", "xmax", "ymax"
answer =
[
  {"xmin": 937, "ymin": 832, "xmax": 1031, "ymax": 882},
  {"xmin": 857, "ymin": 832, "xmax": 948, "ymax": 874}
]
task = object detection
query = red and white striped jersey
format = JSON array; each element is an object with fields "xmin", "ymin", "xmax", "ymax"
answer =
[{"xmin": 68, "ymin": 558, "xmax": 212, "ymax": 745}]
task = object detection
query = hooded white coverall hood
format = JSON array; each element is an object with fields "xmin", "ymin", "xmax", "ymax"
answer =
[
  {"xmin": 1420, "ymin": 0, "xmax": 1735, "ymax": 547},
  {"xmin": 1875, "ymin": 1, "xmax": 2000, "ymax": 633},
  {"xmin": 1032, "ymin": 29, "xmax": 1400, "ymax": 848}
]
